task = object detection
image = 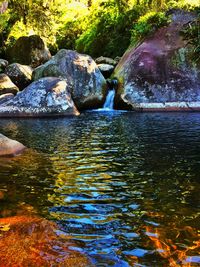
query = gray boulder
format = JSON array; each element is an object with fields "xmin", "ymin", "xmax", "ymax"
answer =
[
  {"xmin": 0, "ymin": 133, "xmax": 26, "ymax": 156},
  {"xmin": 0, "ymin": 77, "xmax": 79, "ymax": 117},
  {"xmin": 33, "ymin": 49, "xmax": 107, "ymax": 110},
  {"xmin": 95, "ymin": 56, "xmax": 118, "ymax": 66},
  {"xmin": 97, "ymin": 64, "xmax": 115, "ymax": 78},
  {"xmin": 0, "ymin": 74, "xmax": 19, "ymax": 95},
  {"xmin": 5, "ymin": 63, "xmax": 33, "ymax": 90}
]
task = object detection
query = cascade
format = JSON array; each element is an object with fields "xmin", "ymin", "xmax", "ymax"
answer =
[
  {"xmin": 103, "ymin": 89, "xmax": 115, "ymax": 110},
  {"xmin": 102, "ymin": 79, "xmax": 117, "ymax": 110}
]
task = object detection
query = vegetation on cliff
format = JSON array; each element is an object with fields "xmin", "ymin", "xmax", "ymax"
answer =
[{"xmin": 0, "ymin": 0, "xmax": 199, "ymax": 59}]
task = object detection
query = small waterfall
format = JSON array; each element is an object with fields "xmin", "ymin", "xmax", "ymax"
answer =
[{"xmin": 103, "ymin": 89, "xmax": 115, "ymax": 110}]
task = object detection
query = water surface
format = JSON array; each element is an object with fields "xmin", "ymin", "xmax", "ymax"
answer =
[{"xmin": 0, "ymin": 111, "xmax": 199, "ymax": 266}]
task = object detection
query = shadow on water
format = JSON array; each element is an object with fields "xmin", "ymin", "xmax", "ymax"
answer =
[{"xmin": 0, "ymin": 112, "xmax": 200, "ymax": 266}]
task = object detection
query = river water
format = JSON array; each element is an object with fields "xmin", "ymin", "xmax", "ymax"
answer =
[{"xmin": 0, "ymin": 111, "xmax": 199, "ymax": 266}]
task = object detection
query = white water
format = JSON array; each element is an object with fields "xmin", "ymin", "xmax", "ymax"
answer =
[{"xmin": 103, "ymin": 89, "xmax": 115, "ymax": 110}]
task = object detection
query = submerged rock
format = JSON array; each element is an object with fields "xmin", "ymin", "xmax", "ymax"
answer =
[
  {"xmin": 0, "ymin": 215, "xmax": 93, "ymax": 266},
  {"xmin": 0, "ymin": 74, "xmax": 19, "ymax": 95},
  {"xmin": 33, "ymin": 49, "xmax": 107, "ymax": 110},
  {"xmin": 6, "ymin": 35, "xmax": 51, "ymax": 68},
  {"xmin": 0, "ymin": 133, "xmax": 26, "ymax": 156},
  {"xmin": 0, "ymin": 77, "xmax": 79, "ymax": 117},
  {"xmin": 5, "ymin": 63, "xmax": 32, "ymax": 90},
  {"xmin": 114, "ymin": 10, "xmax": 200, "ymax": 111}
]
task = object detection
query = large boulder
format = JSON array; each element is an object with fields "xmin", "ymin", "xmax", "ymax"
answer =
[
  {"xmin": 0, "ymin": 74, "xmax": 19, "ymax": 95},
  {"xmin": 6, "ymin": 35, "xmax": 51, "ymax": 68},
  {"xmin": 0, "ymin": 133, "xmax": 26, "ymax": 156},
  {"xmin": 5, "ymin": 63, "xmax": 32, "ymax": 90},
  {"xmin": 114, "ymin": 10, "xmax": 200, "ymax": 111},
  {"xmin": 0, "ymin": 77, "xmax": 79, "ymax": 117},
  {"xmin": 33, "ymin": 49, "xmax": 107, "ymax": 110}
]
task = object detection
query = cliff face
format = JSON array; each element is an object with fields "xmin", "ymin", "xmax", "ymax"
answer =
[{"xmin": 114, "ymin": 10, "xmax": 200, "ymax": 111}]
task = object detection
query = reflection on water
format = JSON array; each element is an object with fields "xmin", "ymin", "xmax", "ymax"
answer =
[{"xmin": 0, "ymin": 112, "xmax": 200, "ymax": 266}]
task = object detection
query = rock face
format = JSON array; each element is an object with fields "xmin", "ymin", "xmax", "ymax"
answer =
[
  {"xmin": 33, "ymin": 49, "xmax": 107, "ymax": 110},
  {"xmin": 6, "ymin": 35, "xmax": 51, "ymax": 68},
  {"xmin": 0, "ymin": 133, "xmax": 26, "ymax": 156},
  {"xmin": 0, "ymin": 77, "xmax": 79, "ymax": 117},
  {"xmin": 114, "ymin": 10, "xmax": 200, "ymax": 111},
  {"xmin": 0, "ymin": 93, "xmax": 14, "ymax": 105},
  {"xmin": 5, "ymin": 63, "xmax": 32, "ymax": 90},
  {"xmin": 0, "ymin": 74, "xmax": 19, "ymax": 95}
]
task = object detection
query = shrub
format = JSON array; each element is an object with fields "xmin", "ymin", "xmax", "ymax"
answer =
[
  {"xmin": 75, "ymin": 3, "xmax": 142, "ymax": 58},
  {"xmin": 130, "ymin": 11, "xmax": 170, "ymax": 46},
  {"xmin": 181, "ymin": 7, "xmax": 200, "ymax": 63}
]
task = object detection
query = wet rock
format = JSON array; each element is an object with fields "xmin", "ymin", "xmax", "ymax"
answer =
[
  {"xmin": 97, "ymin": 64, "xmax": 115, "ymax": 78},
  {"xmin": 5, "ymin": 63, "xmax": 32, "ymax": 90},
  {"xmin": 95, "ymin": 56, "xmax": 118, "ymax": 66},
  {"xmin": 0, "ymin": 77, "xmax": 79, "ymax": 117},
  {"xmin": 0, "ymin": 133, "xmax": 26, "ymax": 156},
  {"xmin": 0, "ymin": 59, "xmax": 8, "ymax": 73},
  {"xmin": 33, "ymin": 49, "xmax": 107, "ymax": 110},
  {"xmin": 6, "ymin": 35, "xmax": 51, "ymax": 68},
  {"xmin": 0, "ymin": 74, "xmax": 19, "ymax": 95},
  {"xmin": 114, "ymin": 10, "xmax": 200, "ymax": 111},
  {"xmin": 0, "ymin": 215, "xmax": 93, "ymax": 266}
]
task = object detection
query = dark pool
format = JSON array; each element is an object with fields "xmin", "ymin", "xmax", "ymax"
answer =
[{"xmin": 0, "ymin": 111, "xmax": 200, "ymax": 266}]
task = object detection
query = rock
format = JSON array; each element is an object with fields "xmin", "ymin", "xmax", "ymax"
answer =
[
  {"xmin": 33, "ymin": 49, "xmax": 107, "ymax": 110},
  {"xmin": 0, "ymin": 74, "xmax": 19, "ymax": 95},
  {"xmin": 0, "ymin": 215, "xmax": 93, "ymax": 266},
  {"xmin": 6, "ymin": 35, "xmax": 51, "ymax": 68},
  {"xmin": 97, "ymin": 64, "xmax": 115, "ymax": 78},
  {"xmin": 5, "ymin": 63, "xmax": 32, "ymax": 90},
  {"xmin": 114, "ymin": 56, "xmax": 121, "ymax": 64},
  {"xmin": 0, "ymin": 133, "xmax": 26, "ymax": 156},
  {"xmin": 95, "ymin": 56, "xmax": 118, "ymax": 66},
  {"xmin": 0, "ymin": 77, "xmax": 79, "ymax": 117},
  {"xmin": 0, "ymin": 93, "xmax": 14, "ymax": 105},
  {"xmin": 0, "ymin": 59, "xmax": 8, "ymax": 73},
  {"xmin": 114, "ymin": 10, "xmax": 200, "ymax": 111}
]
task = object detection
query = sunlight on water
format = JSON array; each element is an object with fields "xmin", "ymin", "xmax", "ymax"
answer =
[{"xmin": 0, "ymin": 112, "xmax": 200, "ymax": 266}]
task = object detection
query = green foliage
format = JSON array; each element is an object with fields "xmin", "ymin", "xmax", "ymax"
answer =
[
  {"xmin": 55, "ymin": 2, "xmax": 89, "ymax": 52},
  {"xmin": 0, "ymin": 13, "xmax": 9, "ymax": 32},
  {"xmin": 130, "ymin": 11, "xmax": 169, "ymax": 46},
  {"xmin": 0, "ymin": 0, "xmax": 199, "ymax": 59},
  {"xmin": 181, "ymin": 7, "xmax": 200, "ymax": 63},
  {"xmin": 75, "ymin": 2, "xmax": 143, "ymax": 58}
]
